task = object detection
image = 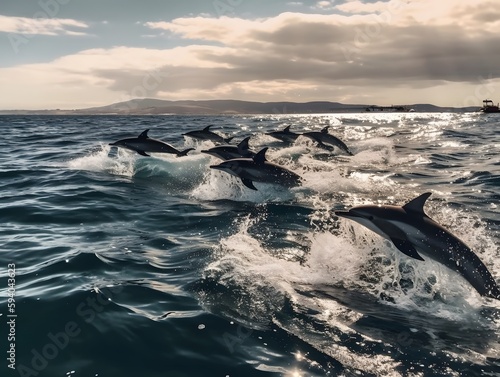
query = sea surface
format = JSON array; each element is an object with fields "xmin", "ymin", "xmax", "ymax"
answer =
[{"xmin": 1, "ymin": 113, "xmax": 500, "ymax": 377}]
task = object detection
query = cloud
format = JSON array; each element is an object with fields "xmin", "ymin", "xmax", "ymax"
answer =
[
  {"xmin": 0, "ymin": 14, "xmax": 89, "ymax": 36},
  {"xmin": 312, "ymin": 1, "xmax": 336, "ymax": 10},
  {"xmin": 1, "ymin": 2, "xmax": 500, "ymax": 109},
  {"xmin": 141, "ymin": 9, "xmax": 500, "ymax": 84}
]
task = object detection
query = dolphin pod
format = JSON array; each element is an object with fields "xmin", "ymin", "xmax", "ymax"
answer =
[
  {"xmin": 108, "ymin": 125, "xmax": 499, "ymax": 300},
  {"xmin": 336, "ymin": 193, "xmax": 500, "ymax": 300},
  {"xmin": 109, "ymin": 125, "xmax": 352, "ymax": 190}
]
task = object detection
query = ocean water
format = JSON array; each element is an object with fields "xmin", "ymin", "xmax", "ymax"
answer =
[{"xmin": 1, "ymin": 113, "xmax": 499, "ymax": 377}]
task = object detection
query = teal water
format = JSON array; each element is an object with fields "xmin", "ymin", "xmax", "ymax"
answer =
[{"xmin": 0, "ymin": 113, "xmax": 499, "ymax": 377}]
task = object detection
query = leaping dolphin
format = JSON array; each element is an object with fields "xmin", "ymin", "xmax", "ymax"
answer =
[
  {"xmin": 182, "ymin": 125, "xmax": 233, "ymax": 144},
  {"xmin": 109, "ymin": 129, "xmax": 193, "ymax": 157},
  {"xmin": 209, "ymin": 147, "xmax": 302, "ymax": 190},
  {"xmin": 302, "ymin": 126, "xmax": 353, "ymax": 156},
  {"xmin": 335, "ymin": 193, "xmax": 500, "ymax": 300},
  {"xmin": 266, "ymin": 125, "xmax": 300, "ymax": 144},
  {"xmin": 201, "ymin": 137, "xmax": 256, "ymax": 161}
]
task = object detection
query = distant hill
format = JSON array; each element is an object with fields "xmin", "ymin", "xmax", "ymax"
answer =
[
  {"xmin": 77, "ymin": 99, "xmax": 366, "ymax": 115},
  {"xmin": 0, "ymin": 98, "xmax": 480, "ymax": 115}
]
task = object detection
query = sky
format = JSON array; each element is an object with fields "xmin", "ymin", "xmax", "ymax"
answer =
[{"xmin": 0, "ymin": 0, "xmax": 499, "ymax": 109}]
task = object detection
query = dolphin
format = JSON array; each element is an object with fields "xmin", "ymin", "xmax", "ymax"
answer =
[
  {"xmin": 209, "ymin": 147, "xmax": 302, "ymax": 190},
  {"xmin": 335, "ymin": 193, "xmax": 500, "ymax": 300},
  {"xmin": 201, "ymin": 136, "xmax": 256, "ymax": 161},
  {"xmin": 182, "ymin": 125, "xmax": 233, "ymax": 144},
  {"xmin": 109, "ymin": 129, "xmax": 193, "ymax": 157},
  {"xmin": 302, "ymin": 126, "xmax": 353, "ymax": 156},
  {"xmin": 266, "ymin": 125, "xmax": 300, "ymax": 144}
]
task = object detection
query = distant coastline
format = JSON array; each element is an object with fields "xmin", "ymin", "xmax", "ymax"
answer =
[{"xmin": 0, "ymin": 98, "xmax": 480, "ymax": 115}]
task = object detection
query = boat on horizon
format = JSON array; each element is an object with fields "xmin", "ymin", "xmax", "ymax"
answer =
[
  {"xmin": 480, "ymin": 99, "xmax": 500, "ymax": 113},
  {"xmin": 365, "ymin": 105, "xmax": 415, "ymax": 112}
]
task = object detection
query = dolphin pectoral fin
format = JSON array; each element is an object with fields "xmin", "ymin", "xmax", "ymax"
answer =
[
  {"xmin": 373, "ymin": 219, "xmax": 425, "ymax": 261},
  {"xmin": 137, "ymin": 150, "xmax": 150, "ymax": 157},
  {"xmin": 241, "ymin": 178, "xmax": 258, "ymax": 190},
  {"xmin": 390, "ymin": 238, "xmax": 425, "ymax": 261},
  {"xmin": 177, "ymin": 148, "xmax": 194, "ymax": 157},
  {"xmin": 317, "ymin": 142, "xmax": 334, "ymax": 151}
]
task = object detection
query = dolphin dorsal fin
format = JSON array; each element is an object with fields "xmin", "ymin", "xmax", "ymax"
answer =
[
  {"xmin": 403, "ymin": 192, "xmax": 432, "ymax": 214},
  {"xmin": 253, "ymin": 147, "xmax": 268, "ymax": 164},
  {"xmin": 203, "ymin": 125, "xmax": 212, "ymax": 131},
  {"xmin": 237, "ymin": 136, "xmax": 250, "ymax": 152},
  {"xmin": 321, "ymin": 126, "xmax": 330, "ymax": 133},
  {"xmin": 139, "ymin": 129, "xmax": 150, "ymax": 139},
  {"xmin": 283, "ymin": 125, "xmax": 291, "ymax": 133}
]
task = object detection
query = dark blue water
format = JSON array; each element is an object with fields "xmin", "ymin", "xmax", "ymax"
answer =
[{"xmin": 1, "ymin": 113, "xmax": 499, "ymax": 377}]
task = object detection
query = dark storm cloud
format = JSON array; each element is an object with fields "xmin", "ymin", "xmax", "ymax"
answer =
[{"xmin": 94, "ymin": 10, "xmax": 500, "ymax": 98}]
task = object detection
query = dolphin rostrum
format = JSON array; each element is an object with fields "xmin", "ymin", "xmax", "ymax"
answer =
[
  {"xmin": 302, "ymin": 126, "xmax": 353, "ymax": 155},
  {"xmin": 109, "ymin": 129, "xmax": 193, "ymax": 157},
  {"xmin": 209, "ymin": 147, "xmax": 302, "ymax": 190},
  {"xmin": 335, "ymin": 193, "xmax": 500, "ymax": 300},
  {"xmin": 201, "ymin": 137, "xmax": 255, "ymax": 161},
  {"xmin": 182, "ymin": 125, "xmax": 233, "ymax": 144},
  {"xmin": 266, "ymin": 125, "xmax": 300, "ymax": 144}
]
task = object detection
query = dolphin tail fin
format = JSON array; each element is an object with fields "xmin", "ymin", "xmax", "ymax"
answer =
[
  {"xmin": 341, "ymin": 144, "xmax": 354, "ymax": 156},
  {"xmin": 177, "ymin": 148, "xmax": 194, "ymax": 157},
  {"xmin": 486, "ymin": 285, "xmax": 500, "ymax": 300},
  {"xmin": 139, "ymin": 129, "xmax": 150, "ymax": 139},
  {"xmin": 224, "ymin": 136, "xmax": 234, "ymax": 143},
  {"xmin": 241, "ymin": 178, "xmax": 257, "ymax": 190}
]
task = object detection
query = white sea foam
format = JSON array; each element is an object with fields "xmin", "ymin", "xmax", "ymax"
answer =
[
  {"xmin": 201, "ymin": 190, "xmax": 500, "ymax": 368},
  {"xmin": 67, "ymin": 143, "xmax": 136, "ymax": 177},
  {"xmin": 67, "ymin": 143, "xmax": 210, "ymax": 191}
]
